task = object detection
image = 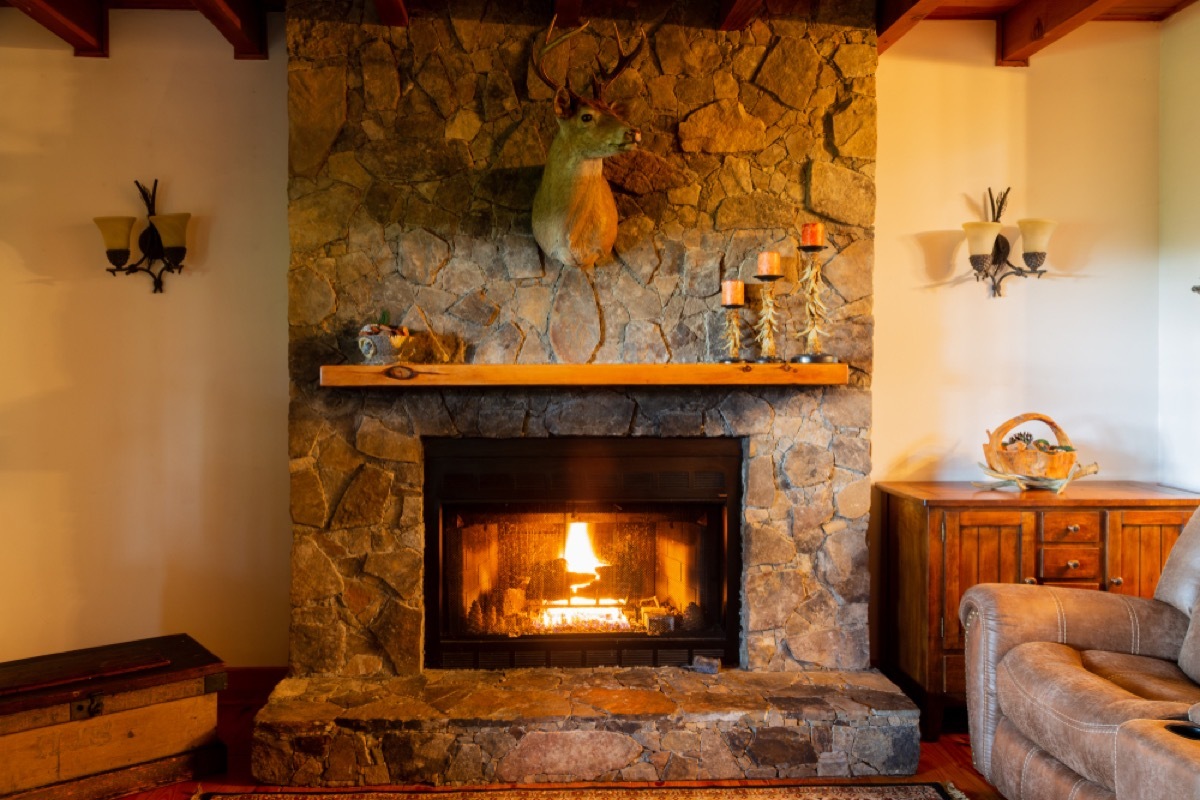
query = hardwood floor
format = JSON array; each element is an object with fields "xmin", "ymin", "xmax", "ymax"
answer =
[{"xmin": 114, "ymin": 669, "xmax": 1003, "ymax": 800}]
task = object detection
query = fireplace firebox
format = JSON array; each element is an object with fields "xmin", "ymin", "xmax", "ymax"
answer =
[{"xmin": 423, "ymin": 438, "xmax": 743, "ymax": 669}]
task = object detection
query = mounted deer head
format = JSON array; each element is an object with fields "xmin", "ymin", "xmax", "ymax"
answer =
[{"xmin": 530, "ymin": 17, "xmax": 645, "ymax": 269}]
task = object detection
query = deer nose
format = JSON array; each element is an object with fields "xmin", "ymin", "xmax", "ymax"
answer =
[{"xmin": 627, "ymin": 129, "xmax": 642, "ymax": 144}]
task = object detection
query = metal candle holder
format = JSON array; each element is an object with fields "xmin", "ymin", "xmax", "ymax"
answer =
[
  {"xmin": 719, "ymin": 280, "xmax": 746, "ymax": 363},
  {"xmin": 753, "ymin": 273, "xmax": 782, "ymax": 363},
  {"xmin": 792, "ymin": 244, "xmax": 839, "ymax": 364}
]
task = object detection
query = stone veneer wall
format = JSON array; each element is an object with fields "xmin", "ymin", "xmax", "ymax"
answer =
[{"xmin": 287, "ymin": 0, "xmax": 877, "ymax": 677}]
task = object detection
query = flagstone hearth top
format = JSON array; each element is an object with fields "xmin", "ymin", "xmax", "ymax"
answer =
[
  {"xmin": 256, "ymin": 667, "xmax": 916, "ymax": 729},
  {"xmin": 319, "ymin": 362, "xmax": 850, "ymax": 388},
  {"xmin": 253, "ymin": 668, "xmax": 920, "ymax": 785}
]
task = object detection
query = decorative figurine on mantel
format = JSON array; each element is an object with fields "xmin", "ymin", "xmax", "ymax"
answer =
[
  {"xmin": 358, "ymin": 311, "xmax": 411, "ymax": 365},
  {"xmin": 719, "ymin": 278, "xmax": 746, "ymax": 363},
  {"xmin": 754, "ymin": 251, "xmax": 783, "ymax": 363},
  {"xmin": 793, "ymin": 222, "xmax": 839, "ymax": 364}
]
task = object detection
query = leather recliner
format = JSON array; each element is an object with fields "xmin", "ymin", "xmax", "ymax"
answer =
[{"xmin": 960, "ymin": 507, "xmax": 1200, "ymax": 800}]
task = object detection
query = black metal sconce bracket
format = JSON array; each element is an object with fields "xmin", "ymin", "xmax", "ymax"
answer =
[
  {"xmin": 969, "ymin": 187, "xmax": 1047, "ymax": 298},
  {"xmin": 974, "ymin": 232, "xmax": 1046, "ymax": 298},
  {"xmin": 104, "ymin": 180, "xmax": 186, "ymax": 294}
]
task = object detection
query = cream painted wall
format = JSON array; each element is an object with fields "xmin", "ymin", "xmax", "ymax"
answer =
[
  {"xmin": 1160, "ymin": 2, "xmax": 1200, "ymax": 493},
  {"xmin": 875, "ymin": 21, "xmax": 1162, "ymax": 482},
  {"xmin": 0, "ymin": 11, "xmax": 290, "ymax": 664}
]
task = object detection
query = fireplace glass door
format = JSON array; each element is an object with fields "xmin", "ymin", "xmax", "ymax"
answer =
[{"xmin": 424, "ymin": 438, "xmax": 742, "ymax": 669}]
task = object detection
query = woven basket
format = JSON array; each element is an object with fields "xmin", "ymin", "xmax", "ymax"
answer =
[{"xmin": 983, "ymin": 413, "xmax": 1077, "ymax": 480}]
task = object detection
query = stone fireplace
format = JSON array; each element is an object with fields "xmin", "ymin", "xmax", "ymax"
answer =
[{"xmin": 258, "ymin": 0, "xmax": 914, "ymax": 786}]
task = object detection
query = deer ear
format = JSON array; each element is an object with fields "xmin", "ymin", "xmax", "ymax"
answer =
[{"xmin": 553, "ymin": 87, "xmax": 574, "ymax": 118}]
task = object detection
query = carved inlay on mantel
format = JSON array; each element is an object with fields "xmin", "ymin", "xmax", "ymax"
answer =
[{"xmin": 319, "ymin": 362, "xmax": 850, "ymax": 388}]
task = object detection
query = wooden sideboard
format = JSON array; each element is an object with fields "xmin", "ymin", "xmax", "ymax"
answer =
[{"xmin": 873, "ymin": 480, "xmax": 1200, "ymax": 740}]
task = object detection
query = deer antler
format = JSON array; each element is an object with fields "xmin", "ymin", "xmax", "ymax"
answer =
[
  {"xmin": 532, "ymin": 14, "xmax": 591, "ymax": 101},
  {"xmin": 592, "ymin": 24, "xmax": 646, "ymax": 102}
]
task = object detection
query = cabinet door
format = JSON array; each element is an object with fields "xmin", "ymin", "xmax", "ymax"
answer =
[
  {"xmin": 1106, "ymin": 509, "xmax": 1194, "ymax": 598},
  {"xmin": 943, "ymin": 510, "xmax": 1038, "ymax": 650}
]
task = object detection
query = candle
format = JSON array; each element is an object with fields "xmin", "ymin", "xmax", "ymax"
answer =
[
  {"xmin": 721, "ymin": 279, "xmax": 745, "ymax": 307},
  {"xmin": 800, "ymin": 222, "xmax": 825, "ymax": 248},
  {"xmin": 756, "ymin": 251, "xmax": 782, "ymax": 278}
]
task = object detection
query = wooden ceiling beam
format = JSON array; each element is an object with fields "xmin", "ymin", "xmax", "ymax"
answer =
[
  {"xmin": 554, "ymin": 0, "xmax": 583, "ymax": 27},
  {"xmin": 8, "ymin": 0, "xmax": 106, "ymax": 55},
  {"xmin": 877, "ymin": 0, "xmax": 945, "ymax": 53},
  {"xmin": 997, "ymin": 0, "xmax": 1128, "ymax": 64},
  {"xmin": 190, "ymin": 0, "xmax": 267, "ymax": 58},
  {"xmin": 372, "ymin": 0, "xmax": 408, "ymax": 26},
  {"xmin": 719, "ymin": 0, "xmax": 765, "ymax": 30}
]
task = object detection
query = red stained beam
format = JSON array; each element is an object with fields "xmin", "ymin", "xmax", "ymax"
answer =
[
  {"xmin": 373, "ymin": 0, "xmax": 408, "ymax": 26},
  {"xmin": 554, "ymin": 0, "xmax": 583, "ymax": 27},
  {"xmin": 719, "ymin": 0, "xmax": 764, "ymax": 29},
  {"xmin": 191, "ymin": 0, "xmax": 267, "ymax": 58},
  {"xmin": 877, "ymin": 0, "xmax": 945, "ymax": 53},
  {"xmin": 997, "ymin": 0, "xmax": 1128, "ymax": 64},
  {"xmin": 9, "ymin": 0, "xmax": 106, "ymax": 56}
]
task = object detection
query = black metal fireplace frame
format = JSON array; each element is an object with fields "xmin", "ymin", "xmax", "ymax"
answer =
[{"xmin": 422, "ymin": 437, "xmax": 744, "ymax": 670}]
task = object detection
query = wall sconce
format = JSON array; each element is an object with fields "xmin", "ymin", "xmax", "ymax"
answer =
[
  {"xmin": 94, "ymin": 180, "xmax": 191, "ymax": 294},
  {"xmin": 962, "ymin": 187, "xmax": 1056, "ymax": 298}
]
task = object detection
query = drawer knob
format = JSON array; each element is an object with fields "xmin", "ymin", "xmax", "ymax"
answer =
[
  {"xmin": 1024, "ymin": 577, "xmax": 1037, "ymax": 585},
  {"xmin": 1066, "ymin": 524, "xmax": 1081, "ymax": 533},
  {"xmin": 1111, "ymin": 577, "xmax": 1125, "ymax": 586},
  {"xmin": 1067, "ymin": 559, "xmax": 1081, "ymax": 570}
]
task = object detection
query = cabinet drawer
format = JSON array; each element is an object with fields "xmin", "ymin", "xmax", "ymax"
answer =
[
  {"xmin": 1042, "ymin": 511, "xmax": 1101, "ymax": 543},
  {"xmin": 1039, "ymin": 546, "xmax": 1101, "ymax": 580}
]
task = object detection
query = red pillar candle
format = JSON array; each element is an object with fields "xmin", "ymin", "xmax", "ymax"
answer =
[
  {"xmin": 800, "ymin": 222, "xmax": 825, "ymax": 247},
  {"xmin": 756, "ymin": 251, "xmax": 782, "ymax": 278},
  {"xmin": 721, "ymin": 279, "xmax": 745, "ymax": 306}
]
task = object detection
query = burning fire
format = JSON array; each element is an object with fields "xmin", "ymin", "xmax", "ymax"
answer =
[
  {"xmin": 564, "ymin": 521, "xmax": 604, "ymax": 585},
  {"xmin": 539, "ymin": 521, "xmax": 630, "ymax": 631}
]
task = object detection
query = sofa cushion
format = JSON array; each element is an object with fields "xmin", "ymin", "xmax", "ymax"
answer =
[
  {"xmin": 997, "ymin": 641, "xmax": 1195, "ymax": 789},
  {"xmin": 1155, "ymin": 507, "xmax": 1200, "ymax": 617},
  {"xmin": 1082, "ymin": 649, "xmax": 1200, "ymax": 703}
]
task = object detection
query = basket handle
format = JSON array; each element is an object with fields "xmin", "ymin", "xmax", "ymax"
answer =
[{"xmin": 988, "ymin": 413, "xmax": 1074, "ymax": 451}]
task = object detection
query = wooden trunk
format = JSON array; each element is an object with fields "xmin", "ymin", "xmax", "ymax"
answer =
[{"xmin": 0, "ymin": 634, "xmax": 226, "ymax": 800}]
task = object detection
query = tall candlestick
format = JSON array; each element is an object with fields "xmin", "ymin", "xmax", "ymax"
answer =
[
  {"xmin": 791, "ymin": 247, "xmax": 839, "ymax": 364},
  {"xmin": 720, "ymin": 308, "xmax": 744, "ymax": 363},
  {"xmin": 754, "ymin": 281, "xmax": 780, "ymax": 362},
  {"xmin": 756, "ymin": 251, "xmax": 782, "ymax": 279}
]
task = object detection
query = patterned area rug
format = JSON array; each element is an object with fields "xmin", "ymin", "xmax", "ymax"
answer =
[{"xmin": 202, "ymin": 784, "xmax": 957, "ymax": 800}]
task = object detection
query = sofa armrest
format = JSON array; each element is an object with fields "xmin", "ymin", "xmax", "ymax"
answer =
[{"xmin": 958, "ymin": 583, "xmax": 1189, "ymax": 781}]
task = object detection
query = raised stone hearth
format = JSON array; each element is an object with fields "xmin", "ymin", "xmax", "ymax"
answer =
[{"xmin": 253, "ymin": 668, "xmax": 918, "ymax": 785}]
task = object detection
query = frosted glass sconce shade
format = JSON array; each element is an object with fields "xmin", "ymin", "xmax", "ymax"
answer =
[
  {"xmin": 94, "ymin": 216, "xmax": 136, "ymax": 249},
  {"xmin": 962, "ymin": 222, "xmax": 1002, "ymax": 257},
  {"xmin": 150, "ymin": 213, "xmax": 191, "ymax": 267},
  {"xmin": 1017, "ymin": 218, "xmax": 1056, "ymax": 252},
  {"xmin": 149, "ymin": 214, "xmax": 190, "ymax": 249}
]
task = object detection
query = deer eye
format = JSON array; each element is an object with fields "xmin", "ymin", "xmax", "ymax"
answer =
[{"xmin": 580, "ymin": 113, "xmax": 594, "ymax": 123}]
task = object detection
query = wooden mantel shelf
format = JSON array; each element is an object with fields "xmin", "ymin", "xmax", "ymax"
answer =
[{"xmin": 319, "ymin": 362, "xmax": 849, "ymax": 388}]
